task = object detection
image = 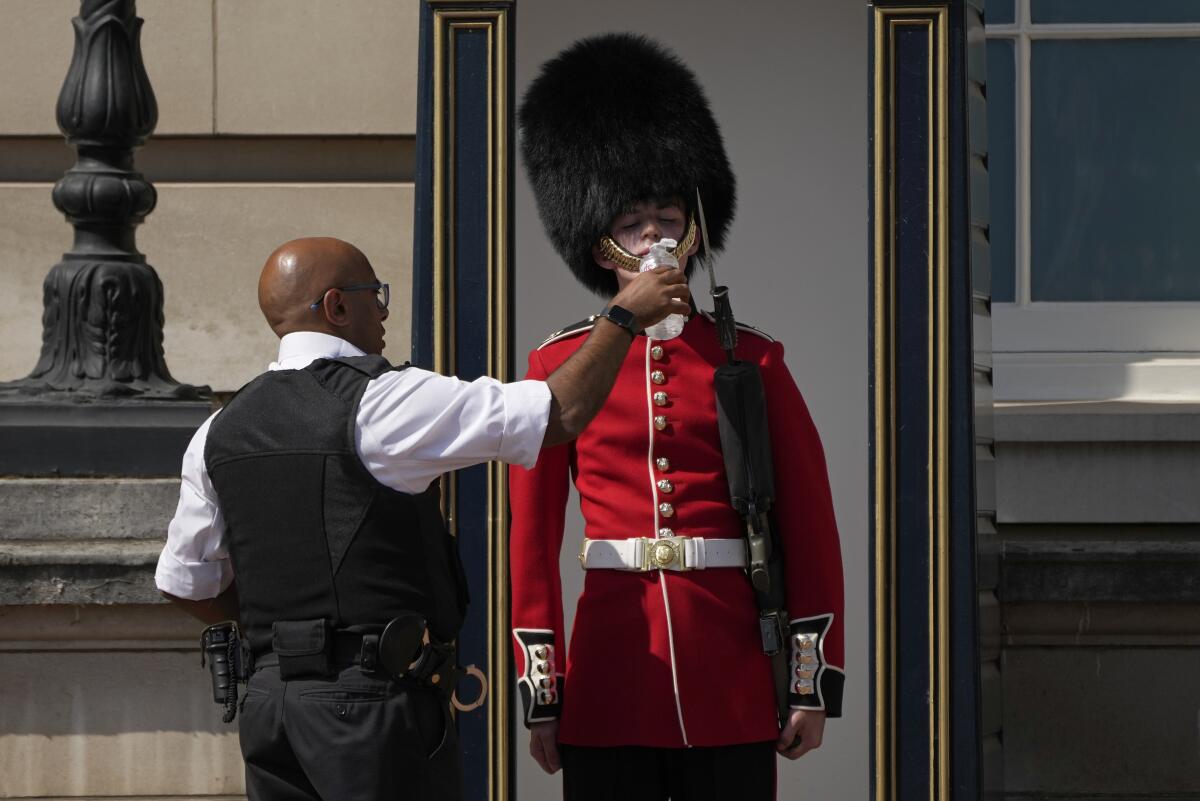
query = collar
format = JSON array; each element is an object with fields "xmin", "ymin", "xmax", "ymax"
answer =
[{"xmin": 269, "ymin": 331, "xmax": 367, "ymax": 371}]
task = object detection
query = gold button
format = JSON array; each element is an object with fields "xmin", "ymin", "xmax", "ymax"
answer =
[
  {"xmin": 800, "ymin": 654, "xmax": 818, "ymax": 665},
  {"xmin": 796, "ymin": 681, "xmax": 814, "ymax": 695},
  {"xmin": 650, "ymin": 370, "xmax": 666, "ymax": 385},
  {"xmin": 534, "ymin": 645, "xmax": 549, "ymax": 659},
  {"xmin": 538, "ymin": 676, "xmax": 553, "ymax": 688},
  {"xmin": 654, "ymin": 415, "xmax": 668, "ymax": 431},
  {"xmin": 535, "ymin": 661, "xmax": 550, "ymax": 675},
  {"xmin": 658, "ymin": 528, "xmax": 674, "ymax": 538},
  {"xmin": 659, "ymin": 502, "xmax": 674, "ymax": 518},
  {"xmin": 431, "ymin": 674, "xmax": 441, "ymax": 684},
  {"xmin": 795, "ymin": 635, "xmax": 813, "ymax": 650},
  {"xmin": 657, "ymin": 479, "xmax": 674, "ymax": 493},
  {"xmin": 653, "ymin": 391, "xmax": 669, "ymax": 407},
  {"xmin": 650, "ymin": 346, "xmax": 664, "ymax": 360},
  {"xmin": 796, "ymin": 666, "xmax": 816, "ymax": 679},
  {"xmin": 656, "ymin": 457, "xmax": 671, "ymax": 471}
]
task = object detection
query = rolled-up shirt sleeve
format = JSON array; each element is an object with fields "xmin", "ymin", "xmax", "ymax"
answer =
[
  {"xmin": 155, "ymin": 413, "xmax": 234, "ymax": 600},
  {"xmin": 357, "ymin": 368, "xmax": 551, "ymax": 494}
]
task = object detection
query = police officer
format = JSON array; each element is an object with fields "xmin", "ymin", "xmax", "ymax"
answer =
[
  {"xmin": 155, "ymin": 236, "xmax": 689, "ymax": 801},
  {"xmin": 509, "ymin": 35, "xmax": 846, "ymax": 800}
]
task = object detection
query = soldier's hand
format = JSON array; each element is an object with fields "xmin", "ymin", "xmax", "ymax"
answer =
[
  {"xmin": 530, "ymin": 719, "xmax": 561, "ymax": 774},
  {"xmin": 776, "ymin": 708, "xmax": 826, "ymax": 760},
  {"xmin": 610, "ymin": 266, "xmax": 691, "ymax": 331}
]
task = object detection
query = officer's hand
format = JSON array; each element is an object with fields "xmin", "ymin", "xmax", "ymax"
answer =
[
  {"xmin": 776, "ymin": 708, "xmax": 826, "ymax": 760},
  {"xmin": 610, "ymin": 266, "xmax": 691, "ymax": 331},
  {"xmin": 530, "ymin": 719, "xmax": 561, "ymax": 774}
]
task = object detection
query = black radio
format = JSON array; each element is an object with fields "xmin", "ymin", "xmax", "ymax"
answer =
[{"xmin": 201, "ymin": 620, "xmax": 247, "ymax": 722}]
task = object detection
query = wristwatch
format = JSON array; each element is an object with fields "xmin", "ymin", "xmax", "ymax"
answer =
[{"xmin": 596, "ymin": 304, "xmax": 639, "ymax": 337}]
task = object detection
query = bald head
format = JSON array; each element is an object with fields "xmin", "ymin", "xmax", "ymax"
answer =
[{"xmin": 258, "ymin": 237, "xmax": 375, "ymax": 336}]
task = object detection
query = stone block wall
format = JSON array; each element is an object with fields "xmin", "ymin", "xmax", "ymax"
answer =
[
  {"xmin": 0, "ymin": 0, "xmax": 419, "ymax": 394},
  {"xmin": 995, "ymin": 402, "xmax": 1200, "ymax": 800},
  {"xmin": 0, "ymin": 2, "xmax": 421, "ymax": 796}
]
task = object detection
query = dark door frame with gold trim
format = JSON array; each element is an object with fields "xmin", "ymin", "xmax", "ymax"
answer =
[
  {"xmin": 412, "ymin": 2, "xmax": 996, "ymax": 800},
  {"xmin": 870, "ymin": 2, "xmax": 997, "ymax": 800},
  {"xmin": 412, "ymin": 3, "xmax": 516, "ymax": 801}
]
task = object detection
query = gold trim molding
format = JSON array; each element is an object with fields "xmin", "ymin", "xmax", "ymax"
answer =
[
  {"xmin": 872, "ymin": 6, "xmax": 950, "ymax": 801},
  {"xmin": 430, "ymin": 6, "xmax": 512, "ymax": 800}
]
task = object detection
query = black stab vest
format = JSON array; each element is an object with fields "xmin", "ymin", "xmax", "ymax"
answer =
[{"xmin": 204, "ymin": 356, "xmax": 468, "ymax": 656}]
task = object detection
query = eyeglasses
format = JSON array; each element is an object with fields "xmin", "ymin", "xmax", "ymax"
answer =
[{"xmin": 309, "ymin": 282, "xmax": 390, "ymax": 311}]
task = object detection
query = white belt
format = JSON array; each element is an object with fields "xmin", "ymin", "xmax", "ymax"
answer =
[{"xmin": 579, "ymin": 536, "xmax": 748, "ymax": 572}]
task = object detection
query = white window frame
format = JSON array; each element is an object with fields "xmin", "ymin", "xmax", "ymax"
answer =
[{"xmin": 987, "ymin": 0, "xmax": 1200, "ymax": 401}]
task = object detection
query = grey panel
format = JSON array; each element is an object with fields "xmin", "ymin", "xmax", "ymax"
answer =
[
  {"xmin": 972, "ymin": 305, "xmax": 992, "ymax": 355},
  {"xmin": 975, "ymin": 383, "xmax": 995, "ymax": 440},
  {"xmin": 1001, "ymin": 539, "xmax": 1200, "ymax": 602},
  {"xmin": 1031, "ymin": 38, "xmax": 1200, "ymax": 301},
  {"xmin": 985, "ymin": 38, "xmax": 1015, "ymax": 303},
  {"xmin": 972, "ymin": 226, "xmax": 992, "ymax": 303},
  {"xmin": 1003, "ymin": 648, "xmax": 1200, "ymax": 795},
  {"xmin": 973, "ymin": 338, "xmax": 993, "ymax": 373},
  {"xmin": 1003, "ymin": 600, "xmax": 1200, "ymax": 642},
  {"xmin": 979, "ymin": 661, "xmax": 1003, "ymax": 734},
  {"xmin": 995, "ymin": 402, "xmax": 1200, "ymax": 443},
  {"xmin": 976, "ymin": 447, "xmax": 997, "ymax": 514},
  {"xmin": 997, "ymin": 441, "xmax": 1200, "ymax": 523},
  {"xmin": 981, "ymin": 735, "xmax": 1004, "ymax": 800},
  {"xmin": 0, "ymin": 478, "xmax": 179, "ymax": 540},
  {"xmin": 978, "ymin": 591, "xmax": 1001, "ymax": 658},
  {"xmin": 971, "ymin": 153, "xmax": 990, "ymax": 227},
  {"xmin": 967, "ymin": 12, "xmax": 987, "ymax": 88}
]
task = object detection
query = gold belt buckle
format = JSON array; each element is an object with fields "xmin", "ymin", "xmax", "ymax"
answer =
[{"xmin": 643, "ymin": 536, "xmax": 689, "ymax": 571}]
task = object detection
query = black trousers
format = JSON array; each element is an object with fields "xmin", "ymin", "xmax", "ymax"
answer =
[
  {"xmin": 239, "ymin": 663, "xmax": 461, "ymax": 801},
  {"xmin": 560, "ymin": 741, "xmax": 777, "ymax": 801}
]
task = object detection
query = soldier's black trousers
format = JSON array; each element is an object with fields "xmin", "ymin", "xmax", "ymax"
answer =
[
  {"xmin": 239, "ymin": 663, "xmax": 461, "ymax": 801},
  {"xmin": 560, "ymin": 741, "xmax": 777, "ymax": 801}
]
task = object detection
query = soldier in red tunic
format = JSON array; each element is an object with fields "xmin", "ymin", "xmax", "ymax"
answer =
[{"xmin": 510, "ymin": 34, "xmax": 845, "ymax": 800}]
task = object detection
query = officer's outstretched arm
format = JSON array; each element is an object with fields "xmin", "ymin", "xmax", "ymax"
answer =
[
  {"xmin": 160, "ymin": 581, "xmax": 240, "ymax": 625},
  {"xmin": 542, "ymin": 267, "xmax": 688, "ymax": 446}
]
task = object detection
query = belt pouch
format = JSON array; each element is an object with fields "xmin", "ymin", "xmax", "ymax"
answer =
[{"xmin": 272, "ymin": 619, "xmax": 333, "ymax": 679}]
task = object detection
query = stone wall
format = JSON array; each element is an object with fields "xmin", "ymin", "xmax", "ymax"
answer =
[
  {"xmin": 0, "ymin": 0, "xmax": 419, "ymax": 393},
  {"xmin": 1, "ymin": 2, "xmax": 420, "ymax": 796},
  {"xmin": 995, "ymin": 402, "xmax": 1200, "ymax": 800}
]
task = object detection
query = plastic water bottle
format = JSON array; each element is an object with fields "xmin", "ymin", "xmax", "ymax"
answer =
[{"xmin": 639, "ymin": 238, "xmax": 687, "ymax": 341}]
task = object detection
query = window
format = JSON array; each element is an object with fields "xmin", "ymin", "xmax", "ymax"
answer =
[{"xmin": 986, "ymin": 0, "xmax": 1200, "ymax": 399}]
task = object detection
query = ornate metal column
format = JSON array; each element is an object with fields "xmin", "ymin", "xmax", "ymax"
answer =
[
  {"xmin": 4, "ymin": 0, "xmax": 202, "ymax": 400},
  {"xmin": 0, "ymin": 0, "xmax": 209, "ymax": 476}
]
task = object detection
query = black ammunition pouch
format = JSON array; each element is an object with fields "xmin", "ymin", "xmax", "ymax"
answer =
[{"xmin": 272, "ymin": 619, "xmax": 334, "ymax": 680}]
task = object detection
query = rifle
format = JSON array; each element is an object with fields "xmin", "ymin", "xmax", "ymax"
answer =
[{"xmin": 696, "ymin": 189, "xmax": 791, "ymax": 728}]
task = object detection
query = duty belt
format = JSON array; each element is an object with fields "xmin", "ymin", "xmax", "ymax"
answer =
[
  {"xmin": 253, "ymin": 616, "xmax": 488, "ymax": 712},
  {"xmin": 579, "ymin": 536, "xmax": 748, "ymax": 572}
]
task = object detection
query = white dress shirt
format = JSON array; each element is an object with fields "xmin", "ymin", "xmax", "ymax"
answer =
[{"xmin": 155, "ymin": 331, "xmax": 551, "ymax": 600}]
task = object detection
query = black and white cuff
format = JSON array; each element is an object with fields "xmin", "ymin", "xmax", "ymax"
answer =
[
  {"xmin": 514, "ymin": 628, "xmax": 563, "ymax": 726},
  {"xmin": 788, "ymin": 614, "xmax": 844, "ymax": 717}
]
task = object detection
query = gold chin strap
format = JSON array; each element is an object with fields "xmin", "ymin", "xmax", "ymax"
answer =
[{"xmin": 597, "ymin": 215, "xmax": 698, "ymax": 274}]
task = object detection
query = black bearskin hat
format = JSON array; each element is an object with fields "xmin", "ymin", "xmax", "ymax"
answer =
[{"xmin": 519, "ymin": 33, "xmax": 736, "ymax": 297}]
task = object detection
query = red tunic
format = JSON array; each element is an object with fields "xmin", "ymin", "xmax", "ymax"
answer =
[{"xmin": 509, "ymin": 313, "xmax": 844, "ymax": 748}]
